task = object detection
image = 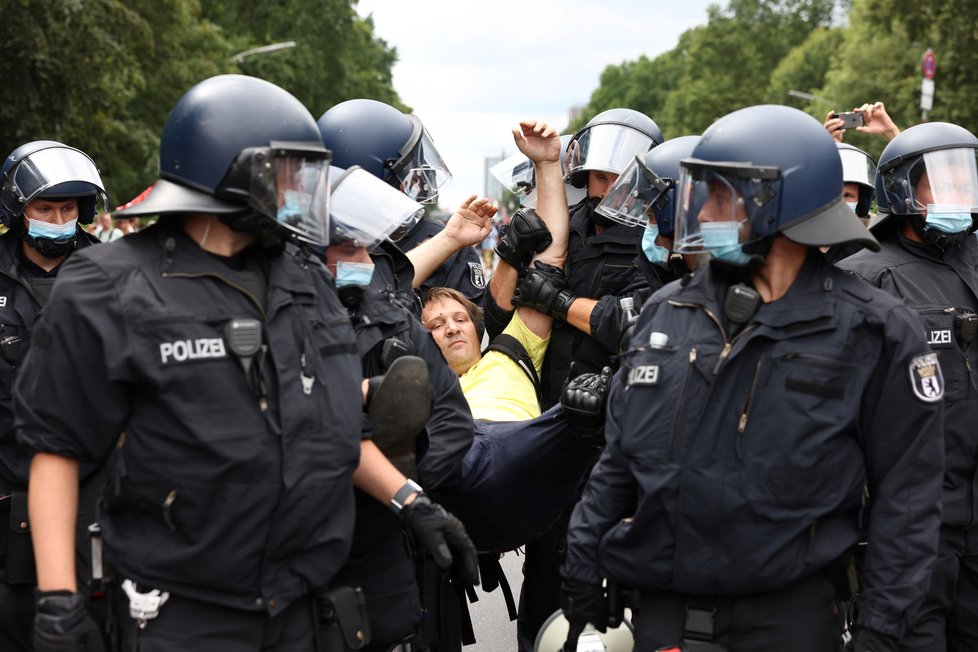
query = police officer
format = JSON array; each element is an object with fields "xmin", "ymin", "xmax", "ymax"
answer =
[
  {"xmin": 0, "ymin": 141, "xmax": 105, "ymax": 651},
  {"xmin": 317, "ymin": 99, "xmax": 490, "ymax": 303},
  {"xmin": 491, "ymin": 108, "xmax": 662, "ymax": 650},
  {"xmin": 825, "ymin": 142, "xmax": 877, "ymax": 263},
  {"xmin": 839, "ymin": 122, "xmax": 978, "ymax": 651},
  {"xmin": 322, "ymin": 164, "xmax": 478, "ymax": 650},
  {"xmin": 562, "ymin": 105, "xmax": 944, "ymax": 651},
  {"xmin": 15, "ymin": 74, "xmax": 476, "ymax": 652},
  {"xmin": 595, "ymin": 135, "xmax": 701, "ymax": 299}
]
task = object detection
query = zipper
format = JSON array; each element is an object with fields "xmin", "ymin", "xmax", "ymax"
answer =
[
  {"xmin": 670, "ymin": 347, "xmax": 697, "ymax": 462},
  {"xmin": 668, "ymin": 298, "xmax": 757, "ymax": 375},
  {"xmin": 737, "ymin": 359, "xmax": 764, "ymax": 436},
  {"xmin": 161, "ymin": 272, "xmax": 266, "ymax": 319}
]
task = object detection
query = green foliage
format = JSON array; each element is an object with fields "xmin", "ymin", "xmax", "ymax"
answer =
[{"xmin": 0, "ymin": 0, "xmax": 402, "ymax": 206}]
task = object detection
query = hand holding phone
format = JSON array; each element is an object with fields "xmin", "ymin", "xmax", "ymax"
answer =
[{"xmin": 831, "ymin": 111, "xmax": 864, "ymax": 130}]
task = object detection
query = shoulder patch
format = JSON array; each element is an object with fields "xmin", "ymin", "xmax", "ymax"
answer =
[
  {"xmin": 909, "ymin": 352, "xmax": 944, "ymax": 403},
  {"xmin": 468, "ymin": 261, "xmax": 486, "ymax": 289}
]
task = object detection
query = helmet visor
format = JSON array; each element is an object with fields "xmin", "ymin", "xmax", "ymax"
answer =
[
  {"xmin": 910, "ymin": 148, "xmax": 978, "ymax": 212},
  {"xmin": 330, "ymin": 166, "xmax": 424, "ymax": 248},
  {"xmin": 390, "ymin": 117, "xmax": 451, "ymax": 204},
  {"xmin": 596, "ymin": 155, "xmax": 674, "ymax": 227},
  {"xmin": 1, "ymin": 146, "xmax": 106, "ymax": 218},
  {"xmin": 565, "ymin": 124, "xmax": 657, "ymax": 180},
  {"xmin": 249, "ymin": 144, "xmax": 332, "ymax": 246},
  {"xmin": 674, "ymin": 166, "xmax": 755, "ymax": 254},
  {"xmin": 839, "ymin": 147, "xmax": 875, "ymax": 190},
  {"xmin": 490, "ymin": 151, "xmax": 536, "ymax": 196}
]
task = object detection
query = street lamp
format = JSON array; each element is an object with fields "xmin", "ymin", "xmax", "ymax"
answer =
[
  {"xmin": 787, "ymin": 89, "xmax": 838, "ymax": 110},
  {"xmin": 230, "ymin": 41, "xmax": 297, "ymax": 64}
]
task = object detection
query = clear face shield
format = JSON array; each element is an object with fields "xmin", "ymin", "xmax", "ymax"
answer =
[
  {"xmin": 565, "ymin": 124, "xmax": 657, "ymax": 180},
  {"xmin": 387, "ymin": 115, "xmax": 452, "ymax": 204},
  {"xmin": 674, "ymin": 162, "xmax": 781, "ymax": 265},
  {"xmin": 246, "ymin": 143, "xmax": 332, "ymax": 246},
  {"xmin": 596, "ymin": 155, "xmax": 673, "ymax": 227},
  {"xmin": 329, "ymin": 166, "xmax": 425, "ymax": 249},
  {"xmin": 1, "ymin": 145, "xmax": 107, "ymax": 218},
  {"xmin": 839, "ymin": 148, "xmax": 875, "ymax": 190},
  {"xmin": 490, "ymin": 151, "xmax": 536, "ymax": 197},
  {"xmin": 910, "ymin": 148, "xmax": 978, "ymax": 215}
]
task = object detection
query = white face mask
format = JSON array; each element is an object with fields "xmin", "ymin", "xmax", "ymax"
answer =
[
  {"xmin": 846, "ymin": 201, "xmax": 859, "ymax": 215},
  {"xmin": 27, "ymin": 217, "xmax": 78, "ymax": 240}
]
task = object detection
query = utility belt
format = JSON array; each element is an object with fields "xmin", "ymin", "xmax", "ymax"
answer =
[
  {"xmin": 0, "ymin": 490, "xmax": 35, "ymax": 585},
  {"xmin": 636, "ymin": 560, "xmax": 858, "ymax": 652}
]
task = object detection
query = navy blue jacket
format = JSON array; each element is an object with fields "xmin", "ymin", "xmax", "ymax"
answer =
[
  {"xmin": 841, "ymin": 233, "xmax": 978, "ymax": 527},
  {"xmin": 565, "ymin": 252, "xmax": 944, "ymax": 638},
  {"xmin": 15, "ymin": 221, "xmax": 363, "ymax": 615}
]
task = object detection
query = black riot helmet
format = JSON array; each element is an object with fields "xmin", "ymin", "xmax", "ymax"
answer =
[
  {"xmin": 1, "ymin": 140, "xmax": 107, "ymax": 227},
  {"xmin": 871, "ymin": 122, "xmax": 978, "ymax": 248},
  {"xmin": 565, "ymin": 108, "xmax": 663, "ymax": 189},
  {"xmin": 115, "ymin": 75, "xmax": 333, "ymax": 247},
  {"xmin": 317, "ymin": 99, "xmax": 451, "ymax": 204}
]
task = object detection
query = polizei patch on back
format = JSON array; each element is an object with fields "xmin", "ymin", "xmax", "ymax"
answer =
[
  {"xmin": 909, "ymin": 352, "xmax": 944, "ymax": 403},
  {"xmin": 160, "ymin": 338, "xmax": 228, "ymax": 365}
]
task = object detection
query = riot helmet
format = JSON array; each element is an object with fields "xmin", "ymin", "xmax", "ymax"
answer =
[
  {"xmin": 115, "ymin": 75, "xmax": 332, "ymax": 247},
  {"xmin": 597, "ymin": 135, "xmax": 700, "ymax": 236},
  {"xmin": 673, "ymin": 104, "xmax": 878, "ymax": 268},
  {"xmin": 565, "ymin": 108, "xmax": 663, "ymax": 189},
  {"xmin": 490, "ymin": 134, "xmax": 586, "ymax": 209},
  {"xmin": 317, "ymin": 99, "xmax": 451, "ymax": 204},
  {"xmin": 328, "ymin": 165, "xmax": 424, "ymax": 248},
  {"xmin": 1, "ymin": 140, "xmax": 107, "ymax": 227},
  {"xmin": 1, "ymin": 140, "xmax": 108, "ymax": 258},
  {"xmin": 837, "ymin": 142, "xmax": 876, "ymax": 218},
  {"xmin": 872, "ymin": 122, "xmax": 978, "ymax": 248}
]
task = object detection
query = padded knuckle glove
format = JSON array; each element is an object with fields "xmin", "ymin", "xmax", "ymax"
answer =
[
  {"xmin": 513, "ymin": 262, "xmax": 574, "ymax": 321},
  {"xmin": 560, "ymin": 366, "xmax": 612, "ymax": 446},
  {"xmin": 494, "ymin": 208, "xmax": 553, "ymax": 270}
]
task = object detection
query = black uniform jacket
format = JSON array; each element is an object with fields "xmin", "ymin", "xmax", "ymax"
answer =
[
  {"xmin": 14, "ymin": 222, "xmax": 363, "ymax": 616},
  {"xmin": 565, "ymin": 251, "xmax": 944, "ymax": 639},
  {"xmin": 0, "ymin": 228, "xmax": 99, "ymax": 489},
  {"xmin": 841, "ymin": 233, "xmax": 978, "ymax": 527}
]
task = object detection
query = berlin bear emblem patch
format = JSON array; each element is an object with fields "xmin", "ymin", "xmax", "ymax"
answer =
[
  {"xmin": 468, "ymin": 261, "xmax": 486, "ymax": 289},
  {"xmin": 909, "ymin": 352, "xmax": 944, "ymax": 403}
]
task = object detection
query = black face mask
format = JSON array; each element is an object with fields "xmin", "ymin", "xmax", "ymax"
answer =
[
  {"xmin": 219, "ymin": 211, "xmax": 286, "ymax": 256},
  {"xmin": 583, "ymin": 196, "xmax": 615, "ymax": 228}
]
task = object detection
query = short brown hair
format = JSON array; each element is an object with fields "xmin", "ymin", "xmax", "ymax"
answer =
[{"xmin": 422, "ymin": 287, "xmax": 484, "ymax": 334}]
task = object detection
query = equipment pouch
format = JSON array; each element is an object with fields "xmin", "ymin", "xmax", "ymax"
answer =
[
  {"xmin": 314, "ymin": 585, "xmax": 370, "ymax": 652},
  {"xmin": 6, "ymin": 491, "xmax": 36, "ymax": 584}
]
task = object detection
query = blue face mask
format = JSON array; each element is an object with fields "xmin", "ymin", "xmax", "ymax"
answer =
[
  {"xmin": 27, "ymin": 218, "xmax": 78, "ymax": 241},
  {"xmin": 700, "ymin": 220, "xmax": 750, "ymax": 265},
  {"xmin": 642, "ymin": 224, "xmax": 669, "ymax": 265},
  {"xmin": 925, "ymin": 205, "xmax": 973, "ymax": 234},
  {"xmin": 277, "ymin": 190, "xmax": 305, "ymax": 224},
  {"xmin": 335, "ymin": 261, "xmax": 375, "ymax": 288}
]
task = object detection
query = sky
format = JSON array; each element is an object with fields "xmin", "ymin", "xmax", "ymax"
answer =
[{"xmin": 354, "ymin": 0, "xmax": 718, "ymax": 212}]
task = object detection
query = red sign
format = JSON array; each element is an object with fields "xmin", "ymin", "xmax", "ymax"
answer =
[{"xmin": 922, "ymin": 49, "xmax": 937, "ymax": 80}]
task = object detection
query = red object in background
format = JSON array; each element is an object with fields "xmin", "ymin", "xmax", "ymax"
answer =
[
  {"xmin": 114, "ymin": 184, "xmax": 154, "ymax": 212},
  {"xmin": 921, "ymin": 49, "xmax": 937, "ymax": 80}
]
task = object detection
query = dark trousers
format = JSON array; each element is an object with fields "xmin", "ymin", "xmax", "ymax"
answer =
[
  {"xmin": 0, "ymin": 579, "xmax": 33, "ymax": 652},
  {"xmin": 115, "ymin": 588, "xmax": 315, "ymax": 652},
  {"xmin": 900, "ymin": 522, "xmax": 978, "ymax": 652},
  {"xmin": 515, "ymin": 515, "xmax": 569, "ymax": 652},
  {"xmin": 634, "ymin": 573, "xmax": 843, "ymax": 652}
]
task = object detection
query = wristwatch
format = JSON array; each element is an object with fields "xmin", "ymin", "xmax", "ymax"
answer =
[{"xmin": 390, "ymin": 479, "xmax": 423, "ymax": 513}]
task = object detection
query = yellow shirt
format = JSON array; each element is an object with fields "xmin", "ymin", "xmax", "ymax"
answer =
[{"xmin": 460, "ymin": 311, "xmax": 549, "ymax": 421}]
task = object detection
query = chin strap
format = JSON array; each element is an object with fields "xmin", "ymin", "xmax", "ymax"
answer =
[
  {"xmin": 22, "ymin": 231, "xmax": 78, "ymax": 259},
  {"xmin": 219, "ymin": 211, "xmax": 286, "ymax": 254},
  {"xmin": 910, "ymin": 215, "xmax": 975, "ymax": 254}
]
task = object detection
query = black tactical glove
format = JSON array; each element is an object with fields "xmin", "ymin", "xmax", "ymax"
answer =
[
  {"xmin": 560, "ymin": 577, "xmax": 608, "ymax": 634},
  {"xmin": 560, "ymin": 365, "xmax": 613, "ymax": 447},
  {"xmin": 494, "ymin": 208, "xmax": 553, "ymax": 270},
  {"xmin": 401, "ymin": 495, "xmax": 480, "ymax": 587},
  {"xmin": 513, "ymin": 261, "xmax": 575, "ymax": 322},
  {"xmin": 850, "ymin": 627, "xmax": 898, "ymax": 652},
  {"xmin": 34, "ymin": 591, "xmax": 106, "ymax": 652}
]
